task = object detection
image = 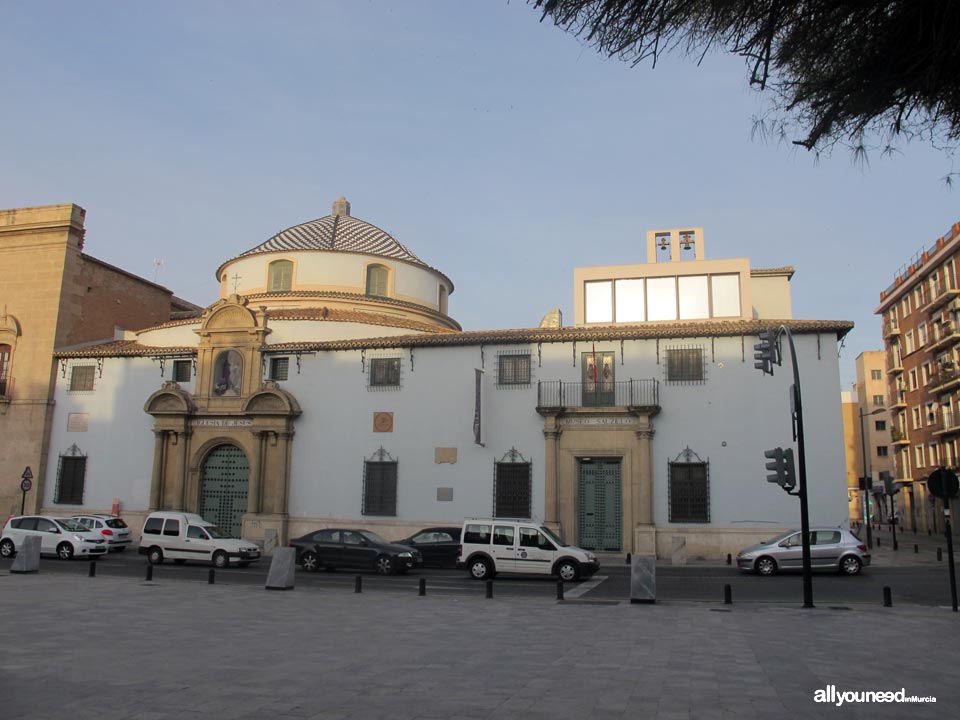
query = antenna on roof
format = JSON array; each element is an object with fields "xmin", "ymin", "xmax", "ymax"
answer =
[{"xmin": 152, "ymin": 258, "xmax": 164, "ymax": 283}]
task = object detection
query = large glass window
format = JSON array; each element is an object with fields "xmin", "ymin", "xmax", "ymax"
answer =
[
  {"xmin": 614, "ymin": 279, "xmax": 645, "ymax": 322},
  {"xmin": 584, "ymin": 281, "xmax": 612, "ymax": 323},
  {"xmin": 678, "ymin": 275, "xmax": 709, "ymax": 320},
  {"xmin": 710, "ymin": 274, "xmax": 741, "ymax": 317},
  {"xmin": 646, "ymin": 277, "xmax": 677, "ymax": 321}
]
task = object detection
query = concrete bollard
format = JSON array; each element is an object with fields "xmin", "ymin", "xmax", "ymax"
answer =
[
  {"xmin": 419, "ymin": 578, "xmax": 426, "ymax": 596},
  {"xmin": 88, "ymin": 561, "xmax": 97, "ymax": 578},
  {"xmin": 486, "ymin": 579, "xmax": 493, "ymax": 599},
  {"xmin": 556, "ymin": 580, "xmax": 564, "ymax": 600},
  {"xmin": 883, "ymin": 586, "xmax": 893, "ymax": 607},
  {"xmin": 355, "ymin": 576, "xmax": 362, "ymax": 593},
  {"xmin": 145, "ymin": 564, "xmax": 153, "ymax": 581},
  {"xmin": 724, "ymin": 584, "xmax": 732, "ymax": 605}
]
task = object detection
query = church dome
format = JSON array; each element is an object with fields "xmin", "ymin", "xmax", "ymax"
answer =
[{"xmin": 232, "ymin": 197, "xmax": 429, "ymax": 269}]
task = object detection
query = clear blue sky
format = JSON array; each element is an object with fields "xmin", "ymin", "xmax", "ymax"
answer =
[{"xmin": 2, "ymin": 1, "xmax": 956, "ymax": 390}]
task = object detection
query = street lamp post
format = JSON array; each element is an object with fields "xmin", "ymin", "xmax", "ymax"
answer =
[{"xmin": 859, "ymin": 407, "xmax": 885, "ymax": 549}]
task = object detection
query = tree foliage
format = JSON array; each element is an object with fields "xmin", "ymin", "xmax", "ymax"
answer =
[{"xmin": 531, "ymin": 0, "xmax": 960, "ymax": 162}]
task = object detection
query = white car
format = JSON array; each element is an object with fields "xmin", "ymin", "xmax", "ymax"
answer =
[
  {"xmin": 71, "ymin": 514, "xmax": 133, "ymax": 552},
  {"xmin": 139, "ymin": 511, "xmax": 261, "ymax": 568},
  {"xmin": 0, "ymin": 515, "xmax": 109, "ymax": 560}
]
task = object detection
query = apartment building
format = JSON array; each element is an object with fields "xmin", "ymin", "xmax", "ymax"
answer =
[{"xmin": 876, "ymin": 221, "xmax": 960, "ymax": 536}]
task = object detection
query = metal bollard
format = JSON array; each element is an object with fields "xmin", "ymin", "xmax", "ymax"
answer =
[
  {"xmin": 146, "ymin": 564, "xmax": 153, "ymax": 581},
  {"xmin": 355, "ymin": 576, "xmax": 362, "ymax": 593},
  {"xmin": 88, "ymin": 561, "xmax": 97, "ymax": 577},
  {"xmin": 877, "ymin": 537, "xmax": 881, "ymax": 547},
  {"xmin": 938, "ymin": 548, "xmax": 943, "ymax": 561},
  {"xmin": 726, "ymin": 553, "xmax": 732, "ymax": 565},
  {"xmin": 556, "ymin": 580, "xmax": 564, "ymax": 600},
  {"xmin": 883, "ymin": 586, "xmax": 892, "ymax": 607},
  {"xmin": 419, "ymin": 578, "xmax": 426, "ymax": 596},
  {"xmin": 724, "ymin": 584, "xmax": 732, "ymax": 605},
  {"xmin": 915, "ymin": 544, "xmax": 919, "ymax": 554},
  {"xmin": 625, "ymin": 552, "xmax": 631, "ymax": 564},
  {"xmin": 485, "ymin": 579, "xmax": 493, "ymax": 599},
  {"xmin": 208, "ymin": 568, "xmax": 215, "ymax": 585}
]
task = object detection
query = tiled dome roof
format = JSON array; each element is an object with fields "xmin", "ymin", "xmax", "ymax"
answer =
[{"xmin": 236, "ymin": 197, "xmax": 427, "ymax": 267}]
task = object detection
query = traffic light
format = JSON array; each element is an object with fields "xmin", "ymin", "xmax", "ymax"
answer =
[
  {"xmin": 764, "ymin": 447, "xmax": 797, "ymax": 492},
  {"xmin": 883, "ymin": 475, "xmax": 900, "ymax": 496},
  {"xmin": 754, "ymin": 329, "xmax": 777, "ymax": 375}
]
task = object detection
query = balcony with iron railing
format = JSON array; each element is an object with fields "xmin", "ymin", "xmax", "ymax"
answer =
[
  {"xmin": 891, "ymin": 426, "xmax": 910, "ymax": 445},
  {"xmin": 924, "ymin": 279, "xmax": 960, "ymax": 315},
  {"xmin": 928, "ymin": 367, "xmax": 960, "ymax": 393},
  {"xmin": 929, "ymin": 322, "xmax": 960, "ymax": 352},
  {"xmin": 537, "ymin": 379, "xmax": 659, "ymax": 411},
  {"xmin": 886, "ymin": 350, "xmax": 904, "ymax": 374},
  {"xmin": 890, "ymin": 388, "xmax": 908, "ymax": 409},
  {"xmin": 933, "ymin": 408, "xmax": 960, "ymax": 436},
  {"xmin": 883, "ymin": 319, "xmax": 901, "ymax": 338}
]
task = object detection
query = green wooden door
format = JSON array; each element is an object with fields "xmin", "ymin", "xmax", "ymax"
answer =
[
  {"xmin": 199, "ymin": 444, "xmax": 249, "ymax": 537},
  {"xmin": 578, "ymin": 459, "xmax": 622, "ymax": 551}
]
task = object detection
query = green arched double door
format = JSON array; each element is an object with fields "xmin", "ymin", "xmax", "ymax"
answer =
[{"xmin": 199, "ymin": 444, "xmax": 249, "ymax": 537}]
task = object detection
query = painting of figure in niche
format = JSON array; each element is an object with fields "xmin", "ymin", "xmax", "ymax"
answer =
[{"xmin": 213, "ymin": 350, "xmax": 242, "ymax": 396}]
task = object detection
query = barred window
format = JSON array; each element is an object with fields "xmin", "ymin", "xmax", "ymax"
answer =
[
  {"xmin": 173, "ymin": 360, "xmax": 192, "ymax": 383},
  {"xmin": 69, "ymin": 366, "xmax": 96, "ymax": 392},
  {"xmin": 370, "ymin": 357, "xmax": 401, "ymax": 387},
  {"xmin": 55, "ymin": 453, "xmax": 87, "ymax": 505},
  {"xmin": 494, "ymin": 461, "xmax": 531, "ymax": 518},
  {"xmin": 498, "ymin": 354, "xmax": 531, "ymax": 386},
  {"xmin": 270, "ymin": 357, "xmax": 289, "ymax": 381},
  {"xmin": 668, "ymin": 460, "xmax": 709, "ymax": 523},
  {"xmin": 363, "ymin": 461, "xmax": 397, "ymax": 516},
  {"xmin": 666, "ymin": 348, "xmax": 704, "ymax": 383}
]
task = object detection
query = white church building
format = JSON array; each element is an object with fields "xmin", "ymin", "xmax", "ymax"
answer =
[{"xmin": 44, "ymin": 198, "xmax": 852, "ymax": 558}]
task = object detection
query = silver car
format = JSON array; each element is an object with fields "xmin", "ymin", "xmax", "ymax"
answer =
[{"xmin": 737, "ymin": 528, "xmax": 870, "ymax": 576}]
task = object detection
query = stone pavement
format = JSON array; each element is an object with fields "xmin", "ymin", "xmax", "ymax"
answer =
[{"xmin": 1, "ymin": 570, "xmax": 957, "ymax": 719}]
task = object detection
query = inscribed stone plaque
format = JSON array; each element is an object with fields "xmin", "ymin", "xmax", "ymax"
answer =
[
  {"xmin": 434, "ymin": 447, "xmax": 457, "ymax": 464},
  {"xmin": 436, "ymin": 487, "xmax": 454, "ymax": 502},
  {"xmin": 67, "ymin": 413, "xmax": 89, "ymax": 432}
]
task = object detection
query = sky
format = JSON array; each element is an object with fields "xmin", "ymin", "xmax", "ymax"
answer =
[{"xmin": 2, "ymin": 1, "xmax": 957, "ymax": 390}]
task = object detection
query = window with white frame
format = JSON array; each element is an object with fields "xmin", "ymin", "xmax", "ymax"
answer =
[
  {"xmin": 914, "ymin": 445, "xmax": 925, "ymax": 468},
  {"xmin": 909, "ymin": 368, "xmax": 918, "ymax": 391},
  {"xmin": 267, "ymin": 260, "xmax": 293, "ymax": 292},
  {"xmin": 902, "ymin": 296, "xmax": 911, "ymax": 316},
  {"xmin": 929, "ymin": 444, "xmax": 940, "ymax": 466},
  {"xmin": 871, "ymin": 369, "xmax": 882, "ymax": 380},
  {"xmin": 912, "ymin": 406, "xmax": 922, "ymax": 429},
  {"xmin": 922, "ymin": 362, "xmax": 932, "ymax": 385},
  {"xmin": 905, "ymin": 331, "xmax": 915, "ymax": 354},
  {"xmin": 925, "ymin": 402, "xmax": 936, "ymax": 426},
  {"xmin": 919, "ymin": 322, "xmax": 929, "ymax": 346},
  {"xmin": 873, "ymin": 395, "xmax": 884, "ymax": 406}
]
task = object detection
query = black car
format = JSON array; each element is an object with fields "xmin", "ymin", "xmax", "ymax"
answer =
[
  {"xmin": 393, "ymin": 526, "xmax": 462, "ymax": 568},
  {"xmin": 289, "ymin": 528, "xmax": 423, "ymax": 575}
]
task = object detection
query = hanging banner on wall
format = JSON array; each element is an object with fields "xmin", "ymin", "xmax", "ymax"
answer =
[{"xmin": 473, "ymin": 368, "xmax": 483, "ymax": 446}]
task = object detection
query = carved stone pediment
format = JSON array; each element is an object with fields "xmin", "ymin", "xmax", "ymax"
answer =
[
  {"xmin": 144, "ymin": 381, "xmax": 196, "ymax": 416},
  {"xmin": 200, "ymin": 295, "xmax": 257, "ymax": 331},
  {"xmin": 243, "ymin": 385, "xmax": 302, "ymax": 417}
]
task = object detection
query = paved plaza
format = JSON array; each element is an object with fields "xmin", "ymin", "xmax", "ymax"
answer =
[{"xmin": 1, "ymin": 553, "xmax": 957, "ymax": 720}]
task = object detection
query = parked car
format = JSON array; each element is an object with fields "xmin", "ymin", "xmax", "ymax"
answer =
[
  {"xmin": 0, "ymin": 515, "xmax": 109, "ymax": 560},
  {"xmin": 289, "ymin": 528, "xmax": 423, "ymax": 574},
  {"xmin": 393, "ymin": 526, "xmax": 462, "ymax": 568},
  {"xmin": 139, "ymin": 511, "xmax": 261, "ymax": 568},
  {"xmin": 71, "ymin": 514, "xmax": 132, "ymax": 552},
  {"xmin": 736, "ymin": 528, "xmax": 870, "ymax": 576},
  {"xmin": 458, "ymin": 518, "xmax": 599, "ymax": 581}
]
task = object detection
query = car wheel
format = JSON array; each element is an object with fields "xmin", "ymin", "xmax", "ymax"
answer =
[
  {"xmin": 213, "ymin": 551, "xmax": 229, "ymax": 569},
  {"xmin": 174, "ymin": 559, "xmax": 186, "ymax": 565},
  {"xmin": 469, "ymin": 557, "xmax": 492, "ymax": 580},
  {"xmin": 147, "ymin": 547, "xmax": 164, "ymax": 565},
  {"xmin": 0, "ymin": 538, "xmax": 15, "ymax": 558},
  {"xmin": 755, "ymin": 556, "xmax": 777, "ymax": 576},
  {"xmin": 840, "ymin": 555, "xmax": 862, "ymax": 576},
  {"xmin": 375, "ymin": 555, "xmax": 394, "ymax": 575},
  {"xmin": 301, "ymin": 551, "xmax": 320, "ymax": 572},
  {"xmin": 556, "ymin": 560, "xmax": 580, "ymax": 582},
  {"xmin": 57, "ymin": 542, "xmax": 75, "ymax": 561}
]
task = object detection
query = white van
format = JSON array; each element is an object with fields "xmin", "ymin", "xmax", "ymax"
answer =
[
  {"xmin": 138, "ymin": 511, "xmax": 261, "ymax": 568},
  {"xmin": 458, "ymin": 518, "xmax": 599, "ymax": 581}
]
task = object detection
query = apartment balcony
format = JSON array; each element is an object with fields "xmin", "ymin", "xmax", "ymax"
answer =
[
  {"xmin": 924, "ymin": 281, "xmax": 960, "ymax": 314},
  {"xmin": 933, "ymin": 409, "xmax": 960, "ymax": 436},
  {"xmin": 0, "ymin": 374, "xmax": 12, "ymax": 402},
  {"xmin": 891, "ymin": 427, "xmax": 910, "ymax": 445},
  {"xmin": 890, "ymin": 389, "xmax": 908, "ymax": 409},
  {"xmin": 928, "ymin": 367, "xmax": 960, "ymax": 393},
  {"xmin": 886, "ymin": 352, "xmax": 904, "ymax": 374},
  {"xmin": 883, "ymin": 320, "xmax": 901, "ymax": 338},
  {"xmin": 537, "ymin": 379, "xmax": 660, "ymax": 411},
  {"xmin": 929, "ymin": 322, "xmax": 960, "ymax": 352}
]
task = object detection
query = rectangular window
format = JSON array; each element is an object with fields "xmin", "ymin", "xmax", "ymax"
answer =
[
  {"xmin": 666, "ymin": 348, "xmax": 704, "ymax": 383},
  {"xmin": 875, "ymin": 420, "xmax": 887, "ymax": 431},
  {"xmin": 494, "ymin": 462, "xmax": 532, "ymax": 518},
  {"xmin": 614, "ymin": 278, "xmax": 645, "ymax": 322},
  {"xmin": 914, "ymin": 446, "xmax": 925, "ymax": 469},
  {"xmin": 871, "ymin": 369, "xmax": 882, "ymax": 381},
  {"xmin": 69, "ymin": 366, "xmax": 95, "ymax": 392},
  {"xmin": 646, "ymin": 277, "xmax": 677, "ymax": 321},
  {"xmin": 922, "ymin": 362, "xmax": 932, "ymax": 385},
  {"xmin": 905, "ymin": 331, "xmax": 915, "ymax": 354},
  {"xmin": 876, "ymin": 446, "xmax": 889, "ymax": 457},
  {"xmin": 873, "ymin": 395, "xmax": 884, "ymax": 406},
  {"xmin": 270, "ymin": 357, "xmax": 289, "ymax": 381},
  {"xmin": 584, "ymin": 281, "xmax": 613, "ymax": 323},
  {"xmin": 678, "ymin": 275, "xmax": 709, "ymax": 320},
  {"xmin": 710, "ymin": 274, "xmax": 741, "ymax": 317},
  {"xmin": 173, "ymin": 360, "xmax": 192, "ymax": 383},
  {"xmin": 369, "ymin": 358, "xmax": 401, "ymax": 387},
  {"xmin": 668, "ymin": 461, "xmax": 709, "ymax": 523},
  {"xmin": 919, "ymin": 322, "xmax": 929, "ymax": 346},
  {"xmin": 929, "ymin": 444, "xmax": 939, "ymax": 466},
  {"xmin": 909, "ymin": 369, "xmax": 918, "ymax": 391},
  {"xmin": 902, "ymin": 296, "xmax": 911, "ymax": 316},
  {"xmin": 497, "ymin": 354, "xmax": 531, "ymax": 386},
  {"xmin": 54, "ymin": 455, "xmax": 86, "ymax": 504},
  {"xmin": 912, "ymin": 406, "xmax": 921, "ymax": 430},
  {"xmin": 363, "ymin": 461, "xmax": 397, "ymax": 516}
]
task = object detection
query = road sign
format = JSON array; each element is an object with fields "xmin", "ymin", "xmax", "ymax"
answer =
[
  {"xmin": 20, "ymin": 466, "xmax": 33, "ymax": 493},
  {"xmin": 928, "ymin": 468, "xmax": 959, "ymax": 500}
]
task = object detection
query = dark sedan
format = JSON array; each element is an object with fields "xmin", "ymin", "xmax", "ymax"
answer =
[
  {"xmin": 393, "ymin": 526, "xmax": 462, "ymax": 568},
  {"xmin": 289, "ymin": 528, "xmax": 423, "ymax": 575}
]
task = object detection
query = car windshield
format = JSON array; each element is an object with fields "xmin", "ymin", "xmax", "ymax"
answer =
[
  {"xmin": 539, "ymin": 526, "xmax": 567, "ymax": 547},
  {"xmin": 764, "ymin": 530, "xmax": 797, "ymax": 544},
  {"xmin": 359, "ymin": 530, "xmax": 387, "ymax": 544},
  {"xmin": 55, "ymin": 519, "xmax": 88, "ymax": 532},
  {"xmin": 204, "ymin": 526, "xmax": 233, "ymax": 539}
]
